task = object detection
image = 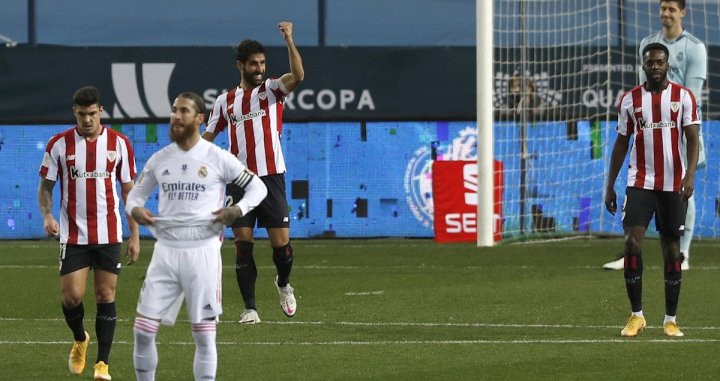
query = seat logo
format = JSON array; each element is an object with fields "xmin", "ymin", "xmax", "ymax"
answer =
[{"xmin": 110, "ymin": 63, "xmax": 175, "ymax": 118}]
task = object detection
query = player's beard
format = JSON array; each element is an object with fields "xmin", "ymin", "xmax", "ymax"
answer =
[
  {"xmin": 644, "ymin": 67, "xmax": 667, "ymax": 84},
  {"xmin": 243, "ymin": 70, "xmax": 264, "ymax": 87},
  {"xmin": 170, "ymin": 123, "xmax": 195, "ymax": 144}
]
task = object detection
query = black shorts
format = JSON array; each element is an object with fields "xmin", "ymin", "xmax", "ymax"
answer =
[
  {"xmin": 59, "ymin": 243, "xmax": 122, "ymax": 276},
  {"xmin": 225, "ymin": 173, "xmax": 290, "ymax": 229},
  {"xmin": 622, "ymin": 187, "xmax": 687, "ymax": 236}
]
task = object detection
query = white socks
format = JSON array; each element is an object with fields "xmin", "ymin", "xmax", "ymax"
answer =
[
  {"xmin": 632, "ymin": 311, "xmax": 644, "ymax": 318},
  {"xmin": 133, "ymin": 317, "xmax": 160, "ymax": 381},
  {"xmin": 133, "ymin": 318, "xmax": 217, "ymax": 380},
  {"xmin": 192, "ymin": 322, "xmax": 217, "ymax": 380},
  {"xmin": 663, "ymin": 315, "xmax": 677, "ymax": 324}
]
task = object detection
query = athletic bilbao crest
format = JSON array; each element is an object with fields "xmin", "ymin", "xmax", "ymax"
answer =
[
  {"xmin": 106, "ymin": 151, "xmax": 117, "ymax": 162},
  {"xmin": 671, "ymin": 102, "xmax": 680, "ymax": 113},
  {"xmin": 258, "ymin": 91, "xmax": 267, "ymax": 100}
]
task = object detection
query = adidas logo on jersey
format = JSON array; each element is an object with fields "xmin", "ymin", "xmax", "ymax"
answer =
[
  {"xmin": 162, "ymin": 169, "xmax": 170, "ymax": 176},
  {"xmin": 203, "ymin": 304, "xmax": 213, "ymax": 311}
]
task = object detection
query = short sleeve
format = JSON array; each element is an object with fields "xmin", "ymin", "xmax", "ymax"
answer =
[
  {"xmin": 205, "ymin": 94, "xmax": 228, "ymax": 134},
  {"xmin": 685, "ymin": 41, "xmax": 707, "ymax": 81},
  {"xmin": 616, "ymin": 92, "xmax": 634, "ymax": 136},
  {"xmin": 39, "ymin": 135, "xmax": 61, "ymax": 180},
  {"xmin": 681, "ymin": 88, "xmax": 701, "ymax": 128},
  {"xmin": 266, "ymin": 78, "xmax": 289, "ymax": 100},
  {"xmin": 116, "ymin": 134, "xmax": 137, "ymax": 183}
]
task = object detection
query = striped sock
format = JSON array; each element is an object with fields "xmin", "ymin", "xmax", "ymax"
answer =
[
  {"xmin": 133, "ymin": 317, "xmax": 160, "ymax": 381},
  {"xmin": 192, "ymin": 322, "xmax": 217, "ymax": 380}
]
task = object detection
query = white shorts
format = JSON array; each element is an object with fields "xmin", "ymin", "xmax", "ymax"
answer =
[{"xmin": 137, "ymin": 238, "xmax": 223, "ymax": 325}]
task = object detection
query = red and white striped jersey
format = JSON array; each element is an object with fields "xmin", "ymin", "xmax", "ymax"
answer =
[
  {"xmin": 205, "ymin": 78, "xmax": 287, "ymax": 177},
  {"xmin": 39, "ymin": 126, "xmax": 137, "ymax": 245},
  {"xmin": 617, "ymin": 82, "xmax": 700, "ymax": 192}
]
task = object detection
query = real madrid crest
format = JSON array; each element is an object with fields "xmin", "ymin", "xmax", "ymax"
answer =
[
  {"xmin": 198, "ymin": 166, "xmax": 208, "ymax": 178},
  {"xmin": 106, "ymin": 151, "xmax": 117, "ymax": 162},
  {"xmin": 670, "ymin": 102, "xmax": 680, "ymax": 113},
  {"xmin": 258, "ymin": 91, "xmax": 267, "ymax": 100}
]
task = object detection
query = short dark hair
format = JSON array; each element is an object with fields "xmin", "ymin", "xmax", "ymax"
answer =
[
  {"xmin": 73, "ymin": 86, "xmax": 101, "ymax": 107},
  {"xmin": 176, "ymin": 92, "xmax": 206, "ymax": 115},
  {"xmin": 235, "ymin": 39, "xmax": 265, "ymax": 63},
  {"xmin": 660, "ymin": 0, "xmax": 685, "ymax": 10},
  {"xmin": 642, "ymin": 42, "xmax": 670, "ymax": 60}
]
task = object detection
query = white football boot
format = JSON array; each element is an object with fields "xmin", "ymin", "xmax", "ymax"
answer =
[
  {"xmin": 239, "ymin": 309, "xmax": 261, "ymax": 324},
  {"xmin": 275, "ymin": 276, "xmax": 297, "ymax": 317}
]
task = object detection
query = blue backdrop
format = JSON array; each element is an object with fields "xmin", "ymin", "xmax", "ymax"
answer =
[{"xmin": 2, "ymin": 121, "xmax": 718, "ymax": 239}]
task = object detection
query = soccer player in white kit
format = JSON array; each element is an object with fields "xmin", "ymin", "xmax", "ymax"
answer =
[
  {"xmin": 126, "ymin": 93, "xmax": 267, "ymax": 381},
  {"xmin": 604, "ymin": 0, "xmax": 706, "ymax": 271}
]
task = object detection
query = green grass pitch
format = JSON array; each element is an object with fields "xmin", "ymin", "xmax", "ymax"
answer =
[{"xmin": 1, "ymin": 238, "xmax": 719, "ymax": 380}]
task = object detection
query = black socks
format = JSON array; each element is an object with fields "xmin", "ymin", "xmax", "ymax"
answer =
[
  {"xmin": 623, "ymin": 253, "xmax": 644, "ymax": 313},
  {"xmin": 62, "ymin": 302, "xmax": 86, "ymax": 342},
  {"xmin": 95, "ymin": 302, "xmax": 116, "ymax": 364},
  {"xmin": 235, "ymin": 240, "xmax": 257, "ymax": 310},
  {"xmin": 272, "ymin": 243, "xmax": 294, "ymax": 287}
]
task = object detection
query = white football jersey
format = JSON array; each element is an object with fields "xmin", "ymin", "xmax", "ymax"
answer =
[{"xmin": 128, "ymin": 139, "xmax": 252, "ymax": 243}]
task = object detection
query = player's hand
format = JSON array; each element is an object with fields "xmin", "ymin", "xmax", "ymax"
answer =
[
  {"xmin": 212, "ymin": 205, "xmax": 243, "ymax": 226},
  {"xmin": 278, "ymin": 21, "xmax": 293, "ymax": 43},
  {"xmin": 680, "ymin": 176, "xmax": 694, "ymax": 201},
  {"xmin": 42, "ymin": 213, "xmax": 59, "ymax": 237},
  {"xmin": 125, "ymin": 235, "xmax": 140, "ymax": 266},
  {"xmin": 131, "ymin": 207, "xmax": 156, "ymax": 225},
  {"xmin": 604, "ymin": 188, "xmax": 617, "ymax": 215}
]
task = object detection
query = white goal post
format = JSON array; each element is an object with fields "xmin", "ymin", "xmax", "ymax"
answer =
[{"xmin": 478, "ymin": 0, "xmax": 720, "ymax": 244}]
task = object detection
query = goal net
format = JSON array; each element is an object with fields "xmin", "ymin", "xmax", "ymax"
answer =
[{"xmin": 491, "ymin": 0, "xmax": 720, "ymax": 240}]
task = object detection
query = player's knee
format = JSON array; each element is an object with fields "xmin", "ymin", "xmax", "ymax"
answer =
[
  {"xmin": 94, "ymin": 287, "xmax": 116, "ymax": 303},
  {"xmin": 62, "ymin": 296, "xmax": 83, "ymax": 308},
  {"xmin": 661, "ymin": 240, "xmax": 681, "ymax": 261},
  {"xmin": 61, "ymin": 287, "xmax": 85, "ymax": 306},
  {"xmin": 191, "ymin": 322, "xmax": 217, "ymax": 347},
  {"xmin": 272, "ymin": 243, "xmax": 293, "ymax": 263},
  {"xmin": 624, "ymin": 236, "xmax": 642, "ymax": 256},
  {"xmin": 133, "ymin": 317, "xmax": 159, "ymax": 344}
]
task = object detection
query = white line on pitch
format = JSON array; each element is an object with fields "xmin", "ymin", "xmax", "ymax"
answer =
[
  {"xmin": 2, "ymin": 317, "xmax": 719, "ymax": 331},
  {"xmin": 344, "ymin": 291, "xmax": 384, "ymax": 296},
  {"xmin": 264, "ymin": 321, "xmax": 720, "ymax": 330},
  {"xmin": 2, "ymin": 339, "xmax": 720, "ymax": 346}
]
